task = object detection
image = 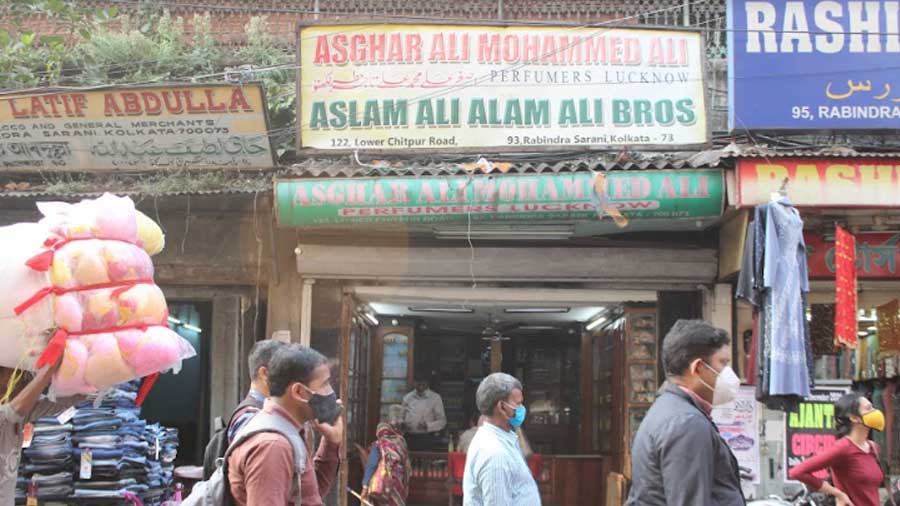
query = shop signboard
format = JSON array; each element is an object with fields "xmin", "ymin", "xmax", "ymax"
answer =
[
  {"xmin": 784, "ymin": 388, "xmax": 849, "ymax": 482},
  {"xmin": 298, "ymin": 23, "xmax": 708, "ymax": 151},
  {"xmin": 0, "ymin": 84, "xmax": 275, "ymax": 171},
  {"xmin": 711, "ymin": 386, "xmax": 761, "ymax": 485},
  {"xmin": 736, "ymin": 158, "xmax": 900, "ymax": 207},
  {"xmin": 806, "ymin": 232, "xmax": 900, "ymax": 279},
  {"xmin": 276, "ymin": 169, "xmax": 724, "ymax": 226},
  {"xmin": 728, "ymin": 0, "xmax": 900, "ymax": 130}
]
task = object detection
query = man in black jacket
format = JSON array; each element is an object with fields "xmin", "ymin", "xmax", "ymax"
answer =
[{"xmin": 626, "ymin": 319, "xmax": 745, "ymax": 506}]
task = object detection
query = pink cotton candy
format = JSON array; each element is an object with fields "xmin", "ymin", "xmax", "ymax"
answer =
[
  {"xmin": 115, "ymin": 329, "xmax": 144, "ymax": 359},
  {"xmin": 120, "ymin": 326, "xmax": 189, "ymax": 377},
  {"xmin": 103, "ymin": 242, "xmax": 153, "ymax": 281},
  {"xmin": 81, "ymin": 292, "xmax": 119, "ymax": 331},
  {"xmin": 83, "ymin": 333, "xmax": 133, "ymax": 389},
  {"xmin": 91, "ymin": 195, "xmax": 138, "ymax": 243},
  {"xmin": 73, "ymin": 254, "xmax": 110, "ymax": 286},
  {"xmin": 54, "ymin": 294, "xmax": 83, "ymax": 332},
  {"xmin": 53, "ymin": 339, "xmax": 90, "ymax": 396},
  {"xmin": 117, "ymin": 285, "xmax": 166, "ymax": 325}
]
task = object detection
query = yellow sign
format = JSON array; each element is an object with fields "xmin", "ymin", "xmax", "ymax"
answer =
[
  {"xmin": 299, "ymin": 24, "xmax": 708, "ymax": 151},
  {"xmin": 0, "ymin": 84, "xmax": 275, "ymax": 171}
]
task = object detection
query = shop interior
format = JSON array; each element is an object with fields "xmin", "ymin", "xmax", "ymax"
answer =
[{"xmin": 338, "ymin": 286, "xmax": 666, "ymax": 506}]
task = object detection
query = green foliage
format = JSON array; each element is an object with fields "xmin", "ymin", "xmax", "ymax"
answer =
[{"xmin": 1, "ymin": 5, "xmax": 297, "ymax": 155}]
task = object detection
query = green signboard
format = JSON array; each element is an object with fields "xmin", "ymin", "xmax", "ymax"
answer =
[{"xmin": 276, "ymin": 169, "xmax": 724, "ymax": 227}]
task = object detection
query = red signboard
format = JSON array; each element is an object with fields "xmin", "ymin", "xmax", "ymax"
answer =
[{"xmin": 806, "ymin": 232, "xmax": 900, "ymax": 279}]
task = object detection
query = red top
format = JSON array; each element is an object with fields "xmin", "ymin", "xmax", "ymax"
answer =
[{"xmin": 788, "ymin": 437, "xmax": 884, "ymax": 506}]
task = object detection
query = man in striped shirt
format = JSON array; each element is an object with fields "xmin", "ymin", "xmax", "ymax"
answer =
[{"xmin": 463, "ymin": 373, "xmax": 541, "ymax": 506}]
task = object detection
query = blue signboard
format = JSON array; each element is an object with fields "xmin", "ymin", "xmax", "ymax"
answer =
[{"xmin": 728, "ymin": 0, "xmax": 900, "ymax": 130}]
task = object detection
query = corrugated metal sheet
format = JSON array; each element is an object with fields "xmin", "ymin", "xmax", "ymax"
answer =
[{"xmin": 0, "ymin": 172, "xmax": 273, "ymax": 199}]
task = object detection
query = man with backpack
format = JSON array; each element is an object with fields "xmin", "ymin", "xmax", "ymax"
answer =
[
  {"xmin": 202, "ymin": 339, "xmax": 285, "ymax": 480},
  {"xmin": 186, "ymin": 343, "xmax": 342, "ymax": 506}
]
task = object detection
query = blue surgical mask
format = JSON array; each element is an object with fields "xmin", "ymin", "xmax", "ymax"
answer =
[{"xmin": 504, "ymin": 402, "xmax": 527, "ymax": 429}]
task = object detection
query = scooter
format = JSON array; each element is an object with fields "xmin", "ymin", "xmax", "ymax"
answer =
[{"xmin": 741, "ymin": 467, "xmax": 822, "ymax": 506}]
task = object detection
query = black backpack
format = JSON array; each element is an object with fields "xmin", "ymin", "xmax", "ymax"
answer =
[{"xmin": 202, "ymin": 398, "xmax": 261, "ymax": 480}]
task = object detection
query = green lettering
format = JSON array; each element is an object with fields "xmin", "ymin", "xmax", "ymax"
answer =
[
  {"xmin": 612, "ymin": 99, "xmax": 632, "ymax": 126},
  {"xmin": 655, "ymin": 100, "xmax": 675, "ymax": 126},
  {"xmin": 634, "ymin": 100, "xmax": 653, "ymax": 126},
  {"xmin": 310, "ymin": 102, "xmax": 328, "ymax": 129},
  {"xmin": 504, "ymin": 99, "xmax": 522, "ymax": 125},
  {"xmin": 525, "ymin": 99, "xmax": 550, "ymax": 126},
  {"xmin": 383, "ymin": 100, "xmax": 407, "ymax": 126},
  {"xmin": 363, "ymin": 100, "xmax": 381, "ymax": 127},
  {"xmin": 676, "ymin": 98, "xmax": 696, "ymax": 125},
  {"xmin": 416, "ymin": 100, "xmax": 435, "ymax": 125},
  {"xmin": 789, "ymin": 411, "xmax": 802, "ymax": 428},
  {"xmin": 558, "ymin": 99, "xmax": 577, "ymax": 125},
  {"xmin": 328, "ymin": 101, "xmax": 348, "ymax": 129},
  {"xmin": 468, "ymin": 99, "xmax": 487, "ymax": 125}
]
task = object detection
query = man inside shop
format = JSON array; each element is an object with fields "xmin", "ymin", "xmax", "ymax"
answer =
[{"xmin": 402, "ymin": 375, "xmax": 447, "ymax": 451}]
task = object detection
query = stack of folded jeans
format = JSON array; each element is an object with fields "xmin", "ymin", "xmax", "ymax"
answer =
[
  {"xmin": 15, "ymin": 417, "xmax": 74, "ymax": 504},
  {"xmin": 16, "ymin": 380, "xmax": 180, "ymax": 506}
]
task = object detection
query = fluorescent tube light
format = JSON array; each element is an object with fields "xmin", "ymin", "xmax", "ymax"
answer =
[
  {"xmin": 504, "ymin": 308, "xmax": 570, "ymax": 314},
  {"xmin": 586, "ymin": 316, "xmax": 607, "ymax": 331},
  {"xmin": 182, "ymin": 323, "xmax": 202, "ymax": 333},
  {"xmin": 362, "ymin": 312, "xmax": 380, "ymax": 326},
  {"xmin": 408, "ymin": 307, "xmax": 475, "ymax": 314}
]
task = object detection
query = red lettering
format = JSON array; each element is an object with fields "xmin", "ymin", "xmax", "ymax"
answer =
[
  {"xmin": 9, "ymin": 99, "xmax": 29, "ymax": 118},
  {"xmin": 374, "ymin": 208, "xmax": 389, "ymax": 216},
  {"xmin": 121, "ymin": 93, "xmax": 142, "ymax": 115},
  {"xmin": 141, "ymin": 92, "xmax": 162, "ymax": 115},
  {"xmin": 184, "ymin": 90, "xmax": 206, "ymax": 113},
  {"xmin": 313, "ymin": 35, "xmax": 332, "ymax": 64},
  {"xmin": 161, "ymin": 91, "xmax": 183, "ymax": 114},
  {"xmin": 406, "ymin": 33, "xmax": 422, "ymax": 62},
  {"xmin": 72, "ymin": 94, "xmax": 87, "ymax": 116},
  {"xmin": 331, "ymin": 34, "xmax": 348, "ymax": 65},
  {"xmin": 103, "ymin": 93, "xmax": 122, "ymax": 116},
  {"xmin": 206, "ymin": 89, "xmax": 227, "ymax": 112},
  {"xmin": 29, "ymin": 97, "xmax": 48, "ymax": 117}
]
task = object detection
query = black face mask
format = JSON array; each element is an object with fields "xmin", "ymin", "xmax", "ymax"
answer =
[{"xmin": 301, "ymin": 385, "xmax": 341, "ymax": 425}]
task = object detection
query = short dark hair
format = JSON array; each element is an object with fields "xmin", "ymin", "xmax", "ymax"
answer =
[
  {"xmin": 662, "ymin": 319, "xmax": 731, "ymax": 376},
  {"xmin": 268, "ymin": 344, "xmax": 328, "ymax": 397},
  {"xmin": 248, "ymin": 340, "xmax": 286, "ymax": 380}
]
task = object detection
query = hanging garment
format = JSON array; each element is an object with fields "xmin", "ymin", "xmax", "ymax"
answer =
[
  {"xmin": 810, "ymin": 304, "xmax": 836, "ymax": 356},
  {"xmin": 835, "ymin": 226, "xmax": 858, "ymax": 348},
  {"xmin": 877, "ymin": 300, "xmax": 900, "ymax": 355},
  {"xmin": 737, "ymin": 199, "xmax": 814, "ymax": 409},
  {"xmin": 763, "ymin": 199, "xmax": 812, "ymax": 399}
]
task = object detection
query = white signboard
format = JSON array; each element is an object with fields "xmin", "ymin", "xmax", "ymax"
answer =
[
  {"xmin": 712, "ymin": 386, "xmax": 761, "ymax": 484},
  {"xmin": 299, "ymin": 24, "xmax": 708, "ymax": 151}
]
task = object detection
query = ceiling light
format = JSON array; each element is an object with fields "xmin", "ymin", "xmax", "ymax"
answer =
[
  {"xmin": 408, "ymin": 307, "xmax": 475, "ymax": 314},
  {"xmin": 586, "ymin": 315, "xmax": 608, "ymax": 331},
  {"xmin": 167, "ymin": 316, "xmax": 182, "ymax": 325},
  {"xmin": 516, "ymin": 325, "xmax": 560, "ymax": 331},
  {"xmin": 504, "ymin": 308, "xmax": 570, "ymax": 314},
  {"xmin": 182, "ymin": 323, "xmax": 202, "ymax": 333},
  {"xmin": 362, "ymin": 312, "xmax": 380, "ymax": 326},
  {"xmin": 433, "ymin": 224, "xmax": 574, "ymax": 241}
]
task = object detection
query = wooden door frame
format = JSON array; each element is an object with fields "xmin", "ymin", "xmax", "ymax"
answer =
[{"xmin": 338, "ymin": 289, "xmax": 354, "ymax": 506}]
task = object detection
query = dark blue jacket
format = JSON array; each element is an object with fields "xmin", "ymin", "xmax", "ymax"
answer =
[{"xmin": 625, "ymin": 383, "xmax": 745, "ymax": 506}]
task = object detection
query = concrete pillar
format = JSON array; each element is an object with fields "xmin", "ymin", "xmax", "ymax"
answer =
[
  {"xmin": 705, "ymin": 283, "xmax": 733, "ymax": 332},
  {"xmin": 265, "ymin": 227, "xmax": 303, "ymax": 342}
]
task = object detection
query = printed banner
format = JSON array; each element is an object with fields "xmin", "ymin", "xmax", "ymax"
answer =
[
  {"xmin": 0, "ymin": 84, "xmax": 274, "ymax": 171},
  {"xmin": 298, "ymin": 24, "xmax": 708, "ymax": 150},
  {"xmin": 806, "ymin": 232, "xmax": 900, "ymax": 279},
  {"xmin": 712, "ymin": 386, "xmax": 761, "ymax": 485},
  {"xmin": 275, "ymin": 169, "xmax": 724, "ymax": 226},
  {"xmin": 736, "ymin": 158, "xmax": 900, "ymax": 207},
  {"xmin": 728, "ymin": 0, "xmax": 900, "ymax": 130},
  {"xmin": 784, "ymin": 388, "xmax": 849, "ymax": 482}
]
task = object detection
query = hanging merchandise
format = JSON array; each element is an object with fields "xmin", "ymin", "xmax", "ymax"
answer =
[
  {"xmin": 834, "ymin": 226, "xmax": 858, "ymax": 349},
  {"xmin": 737, "ymin": 192, "xmax": 814, "ymax": 410},
  {"xmin": 878, "ymin": 300, "xmax": 900, "ymax": 355},
  {"xmin": 0, "ymin": 194, "xmax": 195, "ymax": 399},
  {"xmin": 810, "ymin": 304, "xmax": 836, "ymax": 356}
]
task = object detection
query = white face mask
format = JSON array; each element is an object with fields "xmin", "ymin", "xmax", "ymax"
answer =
[{"xmin": 699, "ymin": 362, "xmax": 741, "ymax": 406}]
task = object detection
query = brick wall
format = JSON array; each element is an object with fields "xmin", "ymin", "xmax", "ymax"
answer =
[{"xmin": 17, "ymin": 0, "xmax": 727, "ymax": 54}]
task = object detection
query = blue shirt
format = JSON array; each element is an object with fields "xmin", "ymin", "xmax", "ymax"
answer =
[
  {"xmin": 463, "ymin": 422, "xmax": 541, "ymax": 506},
  {"xmin": 226, "ymin": 389, "xmax": 266, "ymax": 443}
]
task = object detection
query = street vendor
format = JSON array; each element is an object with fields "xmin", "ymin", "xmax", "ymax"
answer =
[
  {"xmin": 0, "ymin": 355, "xmax": 83, "ymax": 504},
  {"xmin": 402, "ymin": 376, "xmax": 446, "ymax": 451}
]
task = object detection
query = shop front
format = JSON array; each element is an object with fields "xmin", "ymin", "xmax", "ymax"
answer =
[
  {"xmin": 733, "ymin": 156, "xmax": 900, "ymax": 498},
  {"xmin": 272, "ymin": 165, "xmax": 728, "ymax": 505}
]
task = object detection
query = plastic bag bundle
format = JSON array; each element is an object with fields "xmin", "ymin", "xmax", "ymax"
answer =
[{"xmin": 0, "ymin": 193, "xmax": 195, "ymax": 399}]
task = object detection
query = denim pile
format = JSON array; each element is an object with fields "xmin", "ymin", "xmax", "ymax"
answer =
[
  {"xmin": 15, "ymin": 417, "xmax": 75, "ymax": 504},
  {"xmin": 16, "ymin": 380, "xmax": 179, "ymax": 506}
]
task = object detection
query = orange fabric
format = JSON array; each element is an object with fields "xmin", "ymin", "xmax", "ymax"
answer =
[
  {"xmin": 527, "ymin": 454, "xmax": 543, "ymax": 481},
  {"xmin": 448, "ymin": 451, "xmax": 466, "ymax": 497}
]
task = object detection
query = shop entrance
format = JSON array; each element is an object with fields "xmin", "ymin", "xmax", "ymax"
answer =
[{"xmin": 333, "ymin": 284, "xmax": 668, "ymax": 506}]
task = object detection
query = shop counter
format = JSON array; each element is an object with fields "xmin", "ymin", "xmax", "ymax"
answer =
[{"xmin": 406, "ymin": 451, "xmax": 610, "ymax": 506}]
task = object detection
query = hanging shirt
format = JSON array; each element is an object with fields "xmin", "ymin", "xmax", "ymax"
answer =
[
  {"xmin": 402, "ymin": 390, "xmax": 446, "ymax": 434},
  {"xmin": 463, "ymin": 422, "xmax": 541, "ymax": 506}
]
